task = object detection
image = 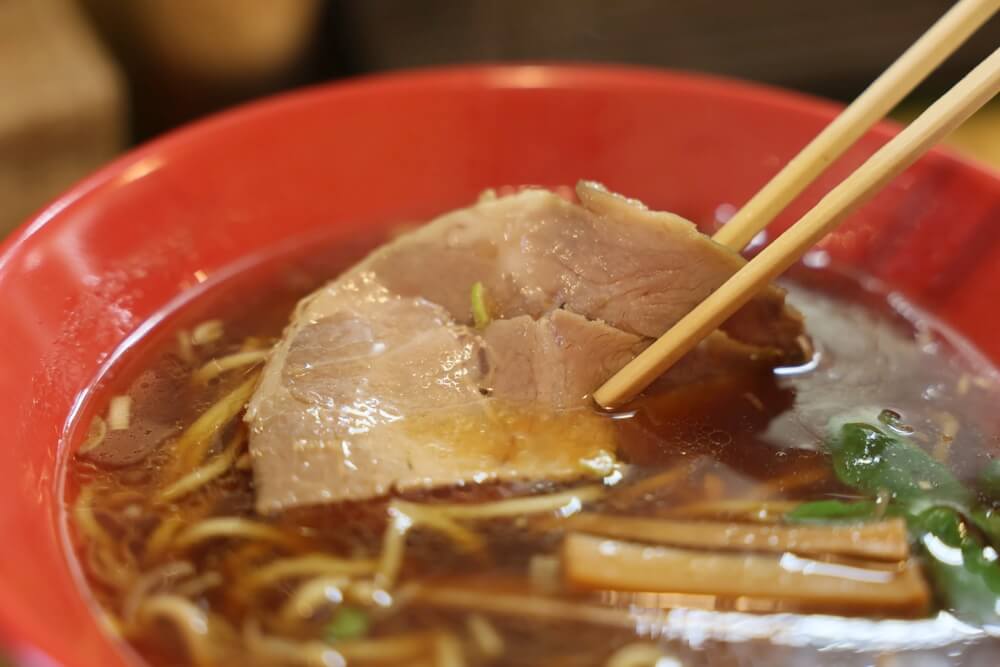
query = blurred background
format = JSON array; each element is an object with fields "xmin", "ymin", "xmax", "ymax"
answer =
[{"xmin": 2, "ymin": 0, "xmax": 998, "ymax": 238}]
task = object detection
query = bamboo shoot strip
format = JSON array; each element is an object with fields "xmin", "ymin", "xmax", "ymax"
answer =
[
  {"xmin": 562, "ymin": 534, "xmax": 929, "ymax": 614},
  {"xmin": 562, "ymin": 514, "xmax": 909, "ymax": 562},
  {"xmin": 660, "ymin": 499, "xmax": 801, "ymax": 521},
  {"xmin": 407, "ymin": 582, "xmax": 635, "ymax": 629}
]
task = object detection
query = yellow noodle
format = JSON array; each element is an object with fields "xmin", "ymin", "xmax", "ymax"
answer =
[
  {"xmin": 615, "ymin": 462, "xmax": 826, "ymax": 514},
  {"xmin": 246, "ymin": 555, "xmax": 378, "ymax": 591},
  {"xmin": 466, "ymin": 614, "xmax": 504, "ymax": 659},
  {"xmin": 608, "ymin": 463, "xmax": 693, "ymax": 506},
  {"xmin": 75, "ymin": 486, "xmax": 137, "ymax": 588},
  {"xmin": 173, "ymin": 572, "xmax": 223, "ymax": 598},
  {"xmin": 240, "ymin": 336, "xmax": 273, "ymax": 352},
  {"xmin": 172, "ymin": 517, "xmax": 298, "ymax": 551},
  {"xmin": 408, "ymin": 584, "xmax": 634, "ymax": 629},
  {"xmin": 391, "ymin": 502, "xmax": 485, "ymax": 552},
  {"xmin": 138, "ymin": 595, "xmax": 221, "ymax": 666},
  {"xmin": 86, "ymin": 541, "xmax": 134, "ymax": 590},
  {"xmin": 176, "ymin": 330, "xmax": 195, "ymax": 364},
  {"xmin": 244, "ymin": 620, "xmax": 338, "ymax": 666},
  {"xmin": 605, "ymin": 642, "xmax": 679, "ymax": 667},
  {"xmin": 146, "ymin": 515, "xmax": 185, "ymax": 559},
  {"xmin": 73, "ymin": 484, "xmax": 107, "ymax": 545},
  {"xmin": 374, "ymin": 488, "xmax": 601, "ymax": 590},
  {"xmin": 375, "ymin": 501, "xmax": 484, "ymax": 590},
  {"xmin": 190, "ymin": 319, "xmax": 224, "ymax": 346},
  {"xmin": 157, "ymin": 428, "xmax": 245, "ymax": 502},
  {"xmin": 191, "ymin": 349, "xmax": 270, "ymax": 384},
  {"xmin": 244, "ymin": 621, "xmax": 435, "ymax": 665},
  {"xmin": 662, "ymin": 499, "xmax": 801, "ymax": 521},
  {"xmin": 102, "ymin": 488, "xmax": 146, "ymax": 507},
  {"xmin": 96, "ymin": 611, "xmax": 125, "ymax": 640},
  {"xmin": 172, "ymin": 373, "xmax": 259, "ymax": 471},
  {"xmin": 78, "ymin": 416, "xmax": 107, "ymax": 454},
  {"xmin": 399, "ymin": 485, "xmax": 605, "ymax": 521},
  {"xmin": 434, "ymin": 632, "xmax": 466, "ymax": 667},
  {"xmin": 234, "ymin": 452, "xmax": 253, "ymax": 470},
  {"xmin": 337, "ymin": 633, "xmax": 437, "ymax": 661},
  {"xmin": 122, "ymin": 561, "xmax": 195, "ymax": 625},
  {"xmin": 279, "ymin": 576, "xmax": 349, "ymax": 625},
  {"xmin": 375, "ymin": 509, "xmax": 411, "ymax": 589},
  {"xmin": 750, "ymin": 465, "xmax": 831, "ymax": 498}
]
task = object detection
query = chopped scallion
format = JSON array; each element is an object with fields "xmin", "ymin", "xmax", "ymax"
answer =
[
  {"xmin": 471, "ymin": 282, "xmax": 492, "ymax": 329},
  {"xmin": 324, "ymin": 607, "xmax": 370, "ymax": 642},
  {"xmin": 786, "ymin": 499, "xmax": 878, "ymax": 523}
]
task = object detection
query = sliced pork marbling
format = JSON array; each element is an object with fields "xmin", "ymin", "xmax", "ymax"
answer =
[
  {"xmin": 483, "ymin": 310, "xmax": 647, "ymax": 409},
  {"xmin": 365, "ymin": 182, "xmax": 802, "ymax": 351},
  {"xmin": 247, "ymin": 183, "xmax": 804, "ymax": 512},
  {"xmin": 246, "ymin": 275, "xmax": 618, "ymax": 511}
]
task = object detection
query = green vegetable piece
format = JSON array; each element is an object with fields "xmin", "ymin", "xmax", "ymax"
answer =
[
  {"xmin": 978, "ymin": 459, "xmax": 1000, "ymax": 501},
  {"xmin": 914, "ymin": 505, "xmax": 965, "ymax": 544},
  {"xmin": 910, "ymin": 507, "xmax": 1000, "ymax": 625},
  {"xmin": 471, "ymin": 281, "xmax": 492, "ymax": 329},
  {"xmin": 969, "ymin": 508, "xmax": 1000, "ymax": 550},
  {"xmin": 830, "ymin": 422, "xmax": 970, "ymax": 509},
  {"xmin": 822, "ymin": 414, "xmax": 1000, "ymax": 625},
  {"xmin": 324, "ymin": 607, "xmax": 370, "ymax": 642},
  {"xmin": 786, "ymin": 499, "xmax": 879, "ymax": 523}
]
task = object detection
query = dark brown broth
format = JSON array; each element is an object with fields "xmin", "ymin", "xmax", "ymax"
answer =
[{"xmin": 64, "ymin": 236, "xmax": 1000, "ymax": 667}]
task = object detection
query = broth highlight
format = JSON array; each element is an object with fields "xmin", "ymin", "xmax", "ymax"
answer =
[{"xmin": 65, "ymin": 235, "xmax": 1000, "ymax": 667}]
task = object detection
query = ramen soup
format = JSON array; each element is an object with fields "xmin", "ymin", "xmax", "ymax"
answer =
[{"xmin": 66, "ymin": 184, "xmax": 1000, "ymax": 667}]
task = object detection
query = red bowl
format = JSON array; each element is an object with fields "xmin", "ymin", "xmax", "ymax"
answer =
[{"xmin": 0, "ymin": 65, "xmax": 998, "ymax": 666}]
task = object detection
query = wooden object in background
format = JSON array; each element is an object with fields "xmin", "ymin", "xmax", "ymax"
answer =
[
  {"xmin": 82, "ymin": 0, "xmax": 322, "ymax": 82},
  {"xmin": 713, "ymin": 0, "xmax": 998, "ymax": 252},
  {"xmin": 0, "ymin": 0, "xmax": 126, "ymax": 237},
  {"xmin": 79, "ymin": 0, "xmax": 322, "ymax": 138}
]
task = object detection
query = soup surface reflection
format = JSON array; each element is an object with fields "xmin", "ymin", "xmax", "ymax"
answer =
[{"xmin": 65, "ymin": 235, "xmax": 1000, "ymax": 667}]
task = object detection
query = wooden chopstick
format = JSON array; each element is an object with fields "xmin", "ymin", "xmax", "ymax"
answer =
[
  {"xmin": 712, "ymin": 0, "xmax": 999, "ymax": 252},
  {"xmin": 594, "ymin": 47, "xmax": 1000, "ymax": 408}
]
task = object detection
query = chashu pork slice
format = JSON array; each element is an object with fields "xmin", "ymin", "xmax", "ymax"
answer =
[
  {"xmin": 246, "ymin": 274, "xmax": 620, "ymax": 512},
  {"xmin": 247, "ymin": 183, "xmax": 805, "ymax": 512},
  {"xmin": 482, "ymin": 310, "xmax": 647, "ymax": 410},
  {"xmin": 365, "ymin": 181, "xmax": 802, "ymax": 351}
]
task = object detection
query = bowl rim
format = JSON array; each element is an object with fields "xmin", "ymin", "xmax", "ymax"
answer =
[{"xmin": 3, "ymin": 62, "xmax": 998, "ymax": 272}]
